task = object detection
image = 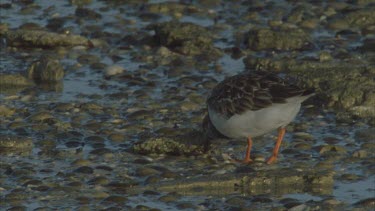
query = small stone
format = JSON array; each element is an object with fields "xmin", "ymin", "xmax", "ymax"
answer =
[
  {"xmin": 319, "ymin": 51, "xmax": 333, "ymax": 62},
  {"xmin": 352, "ymin": 150, "xmax": 367, "ymax": 158},
  {"xmin": 145, "ymin": 175, "xmax": 161, "ymax": 184},
  {"xmin": 77, "ymin": 54, "xmax": 100, "ymax": 65},
  {"xmin": 0, "ymin": 135, "xmax": 33, "ymax": 151},
  {"xmin": 252, "ymin": 196, "xmax": 273, "ymax": 203},
  {"xmin": 159, "ymin": 193, "xmax": 180, "ymax": 203},
  {"xmin": 288, "ymin": 204, "xmax": 309, "ymax": 211},
  {"xmin": 226, "ymin": 196, "xmax": 246, "ymax": 206},
  {"xmin": 102, "ymin": 195, "xmax": 127, "ymax": 204},
  {"xmin": 87, "ymin": 176, "xmax": 109, "ymax": 185},
  {"xmin": 176, "ymin": 202, "xmax": 195, "ymax": 209},
  {"xmin": 107, "ymin": 133, "xmax": 126, "ymax": 142},
  {"xmin": 354, "ymin": 197, "xmax": 375, "ymax": 208},
  {"xmin": 318, "ymin": 145, "xmax": 347, "ymax": 154},
  {"xmin": 134, "ymin": 205, "xmax": 152, "ymax": 210},
  {"xmin": 135, "ymin": 167, "xmax": 160, "ymax": 177},
  {"xmin": 323, "ymin": 198, "xmax": 342, "ymax": 206},
  {"xmin": 72, "ymin": 159, "xmax": 91, "ymax": 166},
  {"xmin": 0, "ymin": 105, "xmax": 15, "ymax": 117},
  {"xmin": 340, "ymin": 173, "xmax": 360, "ymax": 181},
  {"xmin": 293, "ymin": 132, "xmax": 314, "ymax": 141},
  {"xmin": 74, "ymin": 166, "xmax": 94, "ymax": 174},
  {"xmin": 105, "ymin": 65, "xmax": 125, "ymax": 77},
  {"xmin": 180, "ymin": 101, "xmax": 200, "ymax": 111},
  {"xmin": 27, "ymin": 111, "xmax": 53, "ymax": 122}
]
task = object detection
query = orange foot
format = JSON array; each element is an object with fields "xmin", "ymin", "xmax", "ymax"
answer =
[
  {"xmin": 266, "ymin": 156, "xmax": 277, "ymax": 164},
  {"xmin": 235, "ymin": 136, "xmax": 253, "ymax": 164},
  {"xmin": 235, "ymin": 158, "xmax": 253, "ymax": 164},
  {"xmin": 266, "ymin": 127, "xmax": 286, "ymax": 165}
]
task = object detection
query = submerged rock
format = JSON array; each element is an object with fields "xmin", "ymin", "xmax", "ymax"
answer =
[
  {"xmin": 2, "ymin": 29, "xmax": 93, "ymax": 48},
  {"xmin": 0, "ymin": 105, "xmax": 15, "ymax": 117},
  {"xmin": 149, "ymin": 21, "xmax": 222, "ymax": 58},
  {"xmin": 27, "ymin": 56, "xmax": 64, "ymax": 82},
  {"xmin": 355, "ymin": 128, "xmax": 375, "ymax": 142},
  {"xmin": 353, "ymin": 197, "xmax": 375, "ymax": 209},
  {"xmin": 245, "ymin": 28, "xmax": 311, "ymax": 50},
  {"xmin": 328, "ymin": 8, "xmax": 375, "ymax": 30},
  {"xmin": 0, "ymin": 135, "xmax": 33, "ymax": 154},
  {"xmin": 146, "ymin": 2, "xmax": 201, "ymax": 15},
  {"xmin": 0, "ymin": 74, "xmax": 34, "ymax": 87}
]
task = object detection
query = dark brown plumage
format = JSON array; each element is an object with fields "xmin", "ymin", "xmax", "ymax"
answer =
[{"xmin": 207, "ymin": 71, "xmax": 313, "ymax": 118}]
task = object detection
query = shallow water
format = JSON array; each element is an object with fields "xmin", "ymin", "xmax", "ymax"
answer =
[{"xmin": 1, "ymin": 0, "xmax": 374, "ymax": 210}]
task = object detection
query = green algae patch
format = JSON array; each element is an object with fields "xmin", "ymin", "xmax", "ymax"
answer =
[{"xmin": 133, "ymin": 130, "xmax": 208, "ymax": 156}]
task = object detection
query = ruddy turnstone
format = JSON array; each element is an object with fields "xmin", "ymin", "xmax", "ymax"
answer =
[{"xmin": 203, "ymin": 71, "xmax": 314, "ymax": 164}]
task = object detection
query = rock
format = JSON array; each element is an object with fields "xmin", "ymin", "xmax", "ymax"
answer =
[
  {"xmin": 319, "ymin": 51, "xmax": 333, "ymax": 62},
  {"xmin": 27, "ymin": 56, "xmax": 64, "ymax": 82},
  {"xmin": 245, "ymin": 28, "xmax": 311, "ymax": 50},
  {"xmin": 27, "ymin": 111, "xmax": 53, "ymax": 122},
  {"xmin": 340, "ymin": 173, "xmax": 360, "ymax": 181},
  {"xmin": 74, "ymin": 166, "xmax": 94, "ymax": 174},
  {"xmin": 318, "ymin": 145, "xmax": 347, "ymax": 154},
  {"xmin": 135, "ymin": 167, "xmax": 160, "ymax": 177},
  {"xmin": 0, "ymin": 105, "xmax": 15, "ymax": 117},
  {"xmin": 75, "ymin": 7, "xmax": 102, "ymax": 19},
  {"xmin": 146, "ymin": 2, "xmax": 200, "ymax": 15},
  {"xmin": 352, "ymin": 150, "xmax": 367, "ymax": 158},
  {"xmin": 0, "ymin": 135, "xmax": 33, "ymax": 153},
  {"xmin": 2, "ymin": 29, "xmax": 93, "ymax": 48},
  {"xmin": 70, "ymin": 0, "xmax": 93, "ymax": 6},
  {"xmin": 133, "ymin": 129, "xmax": 207, "ymax": 156},
  {"xmin": 102, "ymin": 195, "xmax": 128, "ymax": 204},
  {"xmin": 105, "ymin": 65, "xmax": 125, "ymax": 77},
  {"xmin": 339, "ymin": 8, "xmax": 375, "ymax": 29},
  {"xmin": 149, "ymin": 21, "xmax": 222, "ymax": 58},
  {"xmin": 355, "ymin": 128, "xmax": 375, "ymax": 142},
  {"xmin": 77, "ymin": 54, "xmax": 100, "ymax": 65},
  {"xmin": 354, "ymin": 197, "xmax": 375, "ymax": 208},
  {"xmin": 327, "ymin": 7, "xmax": 375, "ymax": 30},
  {"xmin": 159, "ymin": 193, "xmax": 180, "ymax": 203},
  {"xmin": 0, "ymin": 74, "xmax": 34, "ymax": 87},
  {"xmin": 288, "ymin": 204, "xmax": 309, "ymax": 211}
]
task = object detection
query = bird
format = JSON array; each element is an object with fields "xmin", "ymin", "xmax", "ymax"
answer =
[{"xmin": 203, "ymin": 71, "xmax": 314, "ymax": 164}]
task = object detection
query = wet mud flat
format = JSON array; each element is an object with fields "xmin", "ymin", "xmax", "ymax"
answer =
[{"xmin": 1, "ymin": 0, "xmax": 375, "ymax": 210}]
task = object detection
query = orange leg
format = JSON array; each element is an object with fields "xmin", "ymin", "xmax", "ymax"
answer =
[
  {"xmin": 242, "ymin": 136, "xmax": 253, "ymax": 163},
  {"xmin": 266, "ymin": 127, "xmax": 286, "ymax": 164}
]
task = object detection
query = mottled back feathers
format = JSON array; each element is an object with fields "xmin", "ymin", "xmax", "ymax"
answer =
[{"xmin": 207, "ymin": 71, "xmax": 312, "ymax": 118}]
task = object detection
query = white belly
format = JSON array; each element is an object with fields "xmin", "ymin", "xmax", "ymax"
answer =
[{"xmin": 208, "ymin": 100, "xmax": 302, "ymax": 139}]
